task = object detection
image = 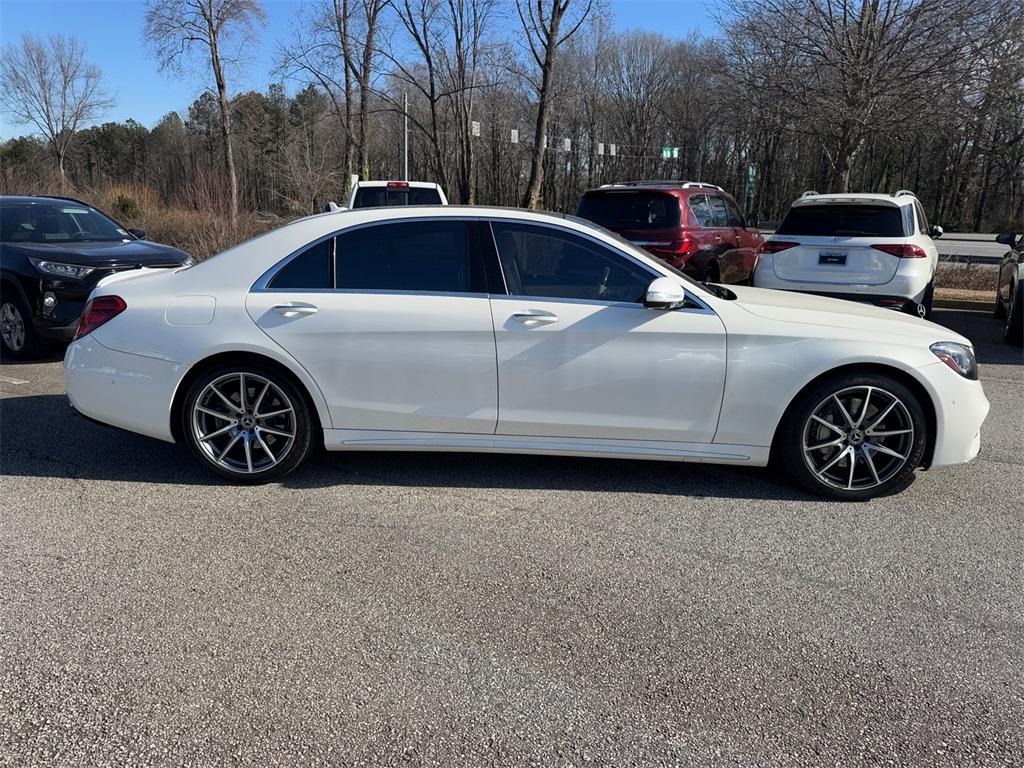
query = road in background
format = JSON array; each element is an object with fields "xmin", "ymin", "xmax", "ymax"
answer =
[{"xmin": 1, "ymin": 310, "xmax": 1022, "ymax": 766}]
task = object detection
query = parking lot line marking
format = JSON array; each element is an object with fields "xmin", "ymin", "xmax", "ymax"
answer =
[{"xmin": 0, "ymin": 375, "xmax": 29, "ymax": 385}]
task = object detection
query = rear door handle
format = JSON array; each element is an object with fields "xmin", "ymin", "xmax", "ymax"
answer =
[
  {"xmin": 511, "ymin": 310, "xmax": 559, "ymax": 325},
  {"xmin": 272, "ymin": 303, "xmax": 318, "ymax": 317}
]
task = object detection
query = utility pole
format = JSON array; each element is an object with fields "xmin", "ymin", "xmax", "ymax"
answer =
[{"xmin": 402, "ymin": 92, "xmax": 409, "ymax": 181}]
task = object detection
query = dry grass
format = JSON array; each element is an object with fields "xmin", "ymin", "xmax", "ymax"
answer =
[
  {"xmin": 936, "ymin": 262, "xmax": 998, "ymax": 295},
  {"xmin": 88, "ymin": 183, "xmax": 292, "ymax": 261}
]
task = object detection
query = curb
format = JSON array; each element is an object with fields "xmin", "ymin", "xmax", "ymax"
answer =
[{"xmin": 934, "ymin": 298, "xmax": 993, "ymax": 312}]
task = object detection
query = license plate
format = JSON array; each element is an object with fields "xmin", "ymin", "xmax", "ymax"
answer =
[{"xmin": 819, "ymin": 251, "xmax": 848, "ymax": 265}]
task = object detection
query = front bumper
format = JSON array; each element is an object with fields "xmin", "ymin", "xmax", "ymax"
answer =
[
  {"xmin": 921, "ymin": 362, "xmax": 990, "ymax": 468},
  {"xmin": 65, "ymin": 336, "xmax": 183, "ymax": 443}
]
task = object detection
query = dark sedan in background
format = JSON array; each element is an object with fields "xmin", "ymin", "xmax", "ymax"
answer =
[{"xmin": 0, "ymin": 195, "xmax": 192, "ymax": 358}]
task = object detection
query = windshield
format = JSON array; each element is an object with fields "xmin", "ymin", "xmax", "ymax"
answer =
[
  {"xmin": 0, "ymin": 200, "xmax": 132, "ymax": 244},
  {"xmin": 352, "ymin": 187, "xmax": 443, "ymax": 207},
  {"xmin": 576, "ymin": 190, "xmax": 681, "ymax": 231},
  {"xmin": 776, "ymin": 204, "xmax": 906, "ymax": 237}
]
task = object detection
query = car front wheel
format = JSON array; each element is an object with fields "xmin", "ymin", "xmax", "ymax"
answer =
[
  {"xmin": 0, "ymin": 294, "xmax": 43, "ymax": 360},
  {"xmin": 779, "ymin": 373, "xmax": 928, "ymax": 500},
  {"xmin": 181, "ymin": 364, "xmax": 314, "ymax": 483},
  {"xmin": 1005, "ymin": 282, "xmax": 1023, "ymax": 346}
]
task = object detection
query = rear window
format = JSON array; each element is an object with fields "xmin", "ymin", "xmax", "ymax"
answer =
[
  {"xmin": 776, "ymin": 204, "xmax": 906, "ymax": 237},
  {"xmin": 575, "ymin": 191, "xmax": 681, "ymax": 231},
  {"xmin": 352, "ymin": 186, "xmax": 443, "ymax": 207}
]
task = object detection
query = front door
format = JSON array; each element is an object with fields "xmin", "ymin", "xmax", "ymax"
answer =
[
  {"xmin": 246, "ymin": 219, "xmax": 498, "ymax": 434},
  {"xmin": 488, "ymin": 221, "xmax": 727, "ymax": 443}
]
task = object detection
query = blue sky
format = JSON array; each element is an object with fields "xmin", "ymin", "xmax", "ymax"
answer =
[{"xmin": 0, "ymin": 0, "xmax": 716, "ymax": 139}]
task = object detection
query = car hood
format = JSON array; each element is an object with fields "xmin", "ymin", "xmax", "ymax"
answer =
[
  {"xmin": 726, "ymin": 285, "xmax": 971, "ymax": 346},
  {"xmin": 4, "ymin": 239, "xmax": 190, "ymax": 268}
]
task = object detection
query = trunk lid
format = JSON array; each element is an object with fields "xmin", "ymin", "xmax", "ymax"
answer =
[{"xmin": 771, "ymin": 236, "xmax": 904, "ymax": 285}]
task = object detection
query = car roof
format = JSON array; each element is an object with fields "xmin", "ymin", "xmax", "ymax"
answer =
[
  {"xmin": 0, "ymin": 195, "xmax": 96, "ymax": 206},
  {"xmin": 353, "ymin": 181, "xmax": 442, "ymax": 189},
  {"xmin": 792, "ymin": 193, "xmax": 912, "ymax": 208},
  {"xmin": 584, "ymin": 181, "xmax": 724, "ymax": 196}
]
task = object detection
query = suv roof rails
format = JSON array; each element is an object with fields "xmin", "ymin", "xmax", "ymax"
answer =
[
  {"xmin": 800, "ymin": 190, "xmax": 819, "ymax": 198},
  {"xmin": 599, "ymin": 180, "xmax": 724, "ymax": 191},
  {"xmin": 893, "ymin": 189, "xmax": 917, "ymax": 198}
]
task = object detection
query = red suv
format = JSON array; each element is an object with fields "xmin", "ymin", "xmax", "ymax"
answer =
[{"xmin": 574, "ymin": 181, "xmax": 763, "ymax": 283}]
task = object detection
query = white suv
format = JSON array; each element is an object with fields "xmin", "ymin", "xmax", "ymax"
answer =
[
  {"xmin": 345, "ymin": 180, "xmax": 448, "ymax": 208},
  {"xmin": 752, "ymin": 191, "xmax": 942, "ymax": 317}
]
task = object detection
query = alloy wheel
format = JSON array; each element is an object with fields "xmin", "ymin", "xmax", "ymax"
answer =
[
  {"xmin": 801, "ymin": 385, "xmax": 915, "ymax": 491},
  {"xmin": 0, "ymin": 302, "xmax": 26, "ymax": 352},
  {"xmin": 190, "ymin": 372, "xmax": 297, "ymax": 475}
]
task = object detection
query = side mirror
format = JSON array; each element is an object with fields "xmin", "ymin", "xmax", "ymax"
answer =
[
  {"xmin": 745, "ymin": 213, "xmax": 759, "ymax": 228},
  {"xmin": 644, "ymin": 277, "xmax": 687, "ymax": 310},
  {"xmin": 929, "ymin": 225, "xmax": 943, "ymax": 239},
  {"xmin": 995, "ymin": 232, "xmax": 1018, "ymax": 247},
  {"xmin": 127, "ymin": 228, "xmax": 146, "ymax": 239}
]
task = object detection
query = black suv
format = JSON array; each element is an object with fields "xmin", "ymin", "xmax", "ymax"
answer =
[{"xmin": 0, "ymin": 195, "xmax": 192, "ymax": 359}]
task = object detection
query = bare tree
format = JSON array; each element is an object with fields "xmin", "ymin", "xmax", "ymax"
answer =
[
  {"xmin": 0, "ymin": 34, "xmax": 113, "ymax": 182},
  {"xmin": 516, "ymin": 0, "xmax": 592, "ymax": 208},
  {"xmin": 720, "ymin": 0, "xmax": 985, "ymax": 192},
  {"xmin": 145, "ymin": 0, "xmax": 266, "ymax": 225}
]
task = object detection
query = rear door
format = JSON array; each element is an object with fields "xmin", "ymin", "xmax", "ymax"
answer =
[
  {"xmin": 771, "ymin": 203, "xmax": 907, "ymax": 285},
  {"xmin": 707, "ymin": 195, "xmax": 745, "ymax": 283},
  {"xmin": 722, "ymin": 194, "xmax": 760, "ymax": 280},
  {"xmin": 246, "ymin": 218, "xmax": 498, "ymax": 434}
]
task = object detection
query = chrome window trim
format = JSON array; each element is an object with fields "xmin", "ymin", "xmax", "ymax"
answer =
[{"xmin": 250, "ymin": 212, "xmax": 717, "ymax": 315}]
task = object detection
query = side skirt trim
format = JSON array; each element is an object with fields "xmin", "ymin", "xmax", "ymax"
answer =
[{"xmin": 323, "ymin": 429, "xmax": 769, "ymax": 466}]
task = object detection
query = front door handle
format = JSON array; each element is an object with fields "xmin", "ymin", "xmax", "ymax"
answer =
[
  {"xmin": 272, "ymin": 303, "xmax": 318, "ymax": 317},
  {"xmin": 511, "ymin": 310, "xmax": 559, "ymax": 325}
]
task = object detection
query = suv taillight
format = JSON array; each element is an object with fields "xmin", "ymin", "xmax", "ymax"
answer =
[
  {"xmin": 649, "ymin": 235, "xmax": 694, "ymax": 261},
  {"xmin": 872, "ymin": 244, "xmax": 927, "ymax": 258},
  {"xmin": 74, "ymin": 295, "xmax": 126, "ymax": 340},
  {"xmin": 756, "ymin": 240, "xmax": 798, "ymax": 254}
]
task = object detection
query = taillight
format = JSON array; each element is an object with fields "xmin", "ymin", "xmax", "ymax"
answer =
[
  {"xmin": 74, "ymin": 295, "xmax": 126, "ymax": 340},
  {"xmin": 756, "ymin": 240, "xmax": 798, "ymax": 254},
  {"xmin": 386, "ymin": 181, "xmax": 410, "ymax": 188},
  {"xmin": 871, "ymin": 243, "xmax": 927, "ymax": 258},
  {"xmin": 649, "ymin": 235, "xmax": 693, "ymax": 262}
]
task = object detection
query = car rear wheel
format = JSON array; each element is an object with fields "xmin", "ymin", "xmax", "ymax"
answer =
[
  {"xmin": 779, "ymin": 373, "xmax": 928, "ymax": 500},
  {"xmin": 1005, "ymin": 282, "xmax": 1023, "ymax": 346},
  {"xmin": 181, "ymin": 364, "xmax": 314, "ymax": 483},
  {"xmin": 0, "ymin": 294, "xmax": 44, "ymax": 360},
  {"xmin": 920, "ymin": 280, "xmax": 935, "ymax": 319}
]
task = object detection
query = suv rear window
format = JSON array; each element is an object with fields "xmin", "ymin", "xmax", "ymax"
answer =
[
  {"xmin": 776, "ymin": 204, "xmax": 906, "ymax": 237},
  {"xmin": 352, "ymin": 186, "xmax": 443, "ymax": 207},
  {"xmin": 575, "ymin": 191, "xmax": 681, "ymax": 231}
]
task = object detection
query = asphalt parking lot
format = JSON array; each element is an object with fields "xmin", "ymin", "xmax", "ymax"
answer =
[{"xmin": 1, "ymin": 309, "xmax": 1022, "ymax": 767}]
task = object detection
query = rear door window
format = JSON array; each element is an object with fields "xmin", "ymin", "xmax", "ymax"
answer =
[
  {"xmin": 708, "ymin": 196, "xmax": 730, "ymax": 228},
  {"xmin": 688, "ymin": 195, "xmax": 714, "ymax": 227},
  {"xmin": 335, "ymin": 220, "xmax": 476, "ymax": 293},
  {"xmin": 914, "ymin": 201, "xmax": 930, "ymax": 234},
  {"xmin": 575, "ymin": 191, "xmax": 680, "ymax": 231},
  {"xmin": 270, "ymin": 239, "xmax": 333, "ymax": 289},
  {"xmin": 776, "ymin": 205, "xmax": 907, "ymax": 237},
  {"xmin": 352, "ymin": 186, "xmax": 443, "ymax": 207}
]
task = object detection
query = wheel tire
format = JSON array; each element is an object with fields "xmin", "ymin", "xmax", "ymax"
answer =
[
  {"xmin": 181, "ymin": 363, "xmax": 314, "ymax": 483},
  {"xmin": 778, "ymin": 372, "xmax": 928, "ymax": 501},
  {"xmin": 1005, "ymin": 282, "xmax": 1023, "ymax": 346},
  {"xmin": 920, "ymin": 280, "xmax": 935, "ymax": 319},
  {"xmin": 703, "ymin": 263, "xmax": 720, "ymax": 283},
  {"xmin": 0, "ymin": 290, "xmax": 44, "ymax": 360},
  {"xmin": 993, "ymin": 287, "xmax": 1007, "ymax": 319}
]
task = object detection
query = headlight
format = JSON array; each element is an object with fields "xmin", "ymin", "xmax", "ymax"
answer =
[
  {"xmin": 28, "ymin": 257, "xmax": 95, "ymax": 280},
  {"xmin": 181, "ymin": 255, "xmax": 194, "ymax": 268},
  {"xmin": 930, "ymin": 341, "xmax": 978, "ymax": 380}
]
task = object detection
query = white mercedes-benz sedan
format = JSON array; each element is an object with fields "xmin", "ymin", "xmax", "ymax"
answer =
[{"xmin": 64, "ymin": 206, "xmax": 989, "ymax": 499}]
